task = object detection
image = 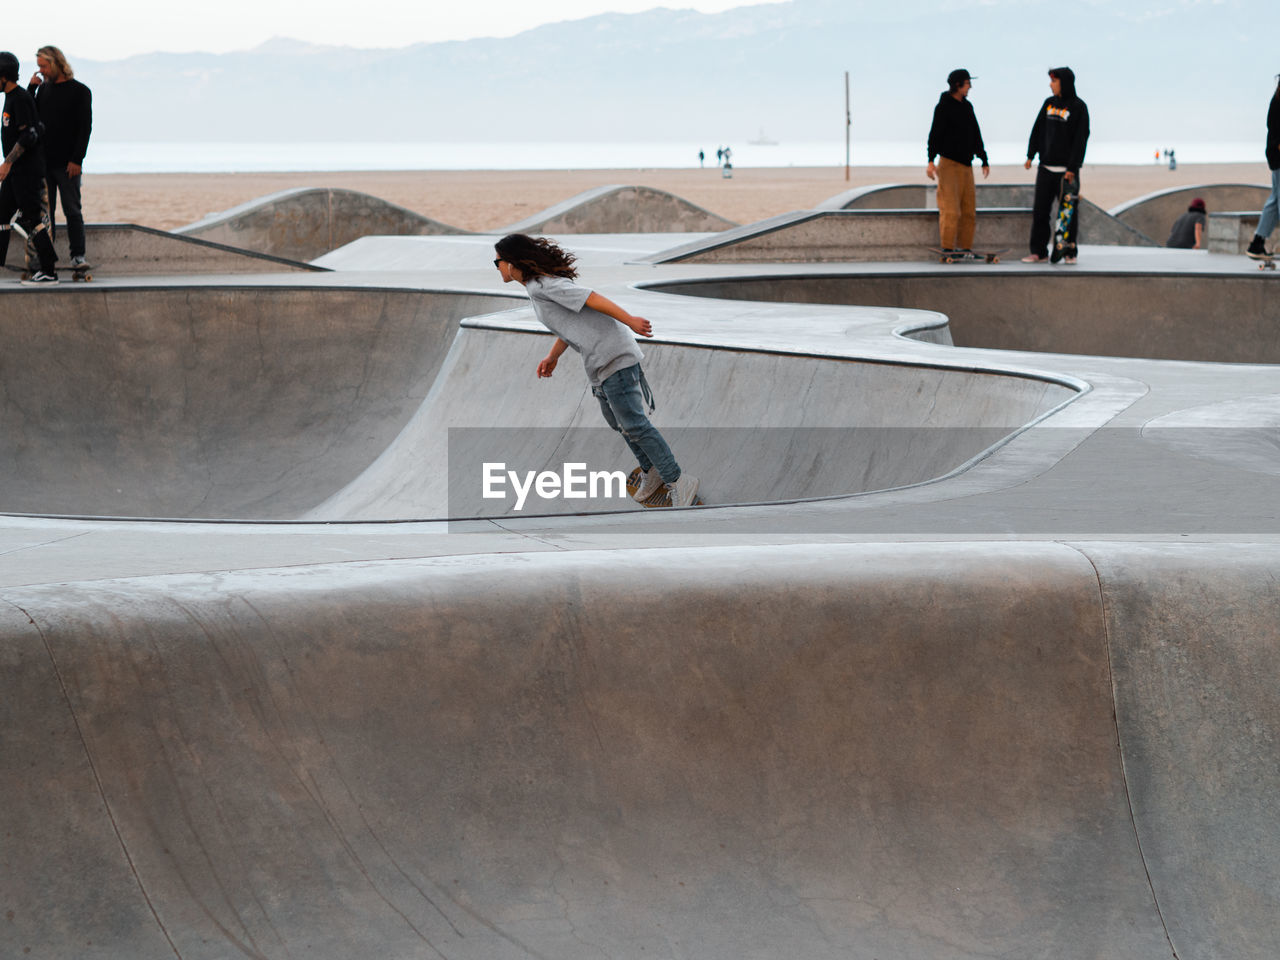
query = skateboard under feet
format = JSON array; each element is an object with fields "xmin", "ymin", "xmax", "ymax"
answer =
[{"xmin": 626, "ymin": 467, "xmax": 704, "ymax": 507}]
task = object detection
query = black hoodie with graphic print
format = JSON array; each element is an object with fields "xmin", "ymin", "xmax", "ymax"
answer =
[{"xmin": 1026, "ymin": 67, "xmax": 1089, "ymax": 174}]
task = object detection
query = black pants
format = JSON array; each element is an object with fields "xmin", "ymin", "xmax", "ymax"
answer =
[
  {"xmin": 0, "ymin": 168, "xmax": 56, "ymax": 274},
  {"xmin": 46, "ymin": 165, "xmax": 85, "ymax": 257},
  {"xmin": 1029, "ymin": 166, "xmax": 1080, "ymax": 257}
]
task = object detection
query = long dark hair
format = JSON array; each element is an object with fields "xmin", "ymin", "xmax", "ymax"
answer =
[{"xmin": 495, "ymin": 234, "xmax": 579, "ymax": 282}]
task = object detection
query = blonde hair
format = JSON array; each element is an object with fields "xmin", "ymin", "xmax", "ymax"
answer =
[{"xmin": 35, "ymin": 45, "xmax": 72, "ymax": 81}]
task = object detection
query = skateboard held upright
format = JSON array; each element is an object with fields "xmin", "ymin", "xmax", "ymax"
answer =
[{"xmin": 1050, "ymin": 177, "xmax": 1078, "ymax": 263}]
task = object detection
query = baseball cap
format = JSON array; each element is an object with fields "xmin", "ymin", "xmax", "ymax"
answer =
[{"xmin": 947, "ymin": 68, "xmax": 976, "ymax": 86}]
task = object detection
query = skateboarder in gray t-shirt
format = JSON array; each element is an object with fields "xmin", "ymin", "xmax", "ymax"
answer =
[{"xmin": 494, "ymin": 233, "xmax": 700, "ymax": 508}]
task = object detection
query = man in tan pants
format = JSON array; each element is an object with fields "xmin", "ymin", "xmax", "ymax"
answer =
[{"xmin": 926, "ymin": 68, "xmax": 990, "ymax": 260}]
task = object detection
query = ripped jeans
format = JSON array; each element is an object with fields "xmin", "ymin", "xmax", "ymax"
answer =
[{"xmin": 593, "ymin": 363, "xmax": 681, "ymax": 484}]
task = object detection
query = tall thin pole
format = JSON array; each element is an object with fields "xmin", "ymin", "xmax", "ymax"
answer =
[{"xmin": 844, "ymin": 71, "xmax": 851, "ymax": 180}]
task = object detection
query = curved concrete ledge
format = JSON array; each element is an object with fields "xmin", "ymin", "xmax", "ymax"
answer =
[
  {"xmin": 497, "ymin": 184, "xmax": 737, "ymax": 234},
  {"xmin": 4, "ymin": 236, "xmax": 1280, "ymax": 958},
  {"xmin": 1111, "ymin": 183, "xmax": 1270, "ymax": 243},
  {"xmin": 651, "ymin": 270, "xmax": 1280, "ymax": 363},
  {"xmin": 646, "ymin": 208, "xmax": 1036, "ymax": 263},
  {"xmin": 19, "ymin": 223, "xmax": 324, "ymax": 275},
  {"xmin": 175, "ymin": 187, "xmax": 468, "ymax": 261},
  {"xmin": 818, "ymin": 182, "xmax": 1156, "ymax": 247}
]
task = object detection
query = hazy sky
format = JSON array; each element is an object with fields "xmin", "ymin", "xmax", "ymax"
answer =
[{"xmin": 11, "ymin": 0, "xmax": 775, "ymax": 63}]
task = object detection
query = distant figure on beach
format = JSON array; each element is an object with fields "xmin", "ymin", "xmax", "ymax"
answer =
[
  {"xmin": 716, "ymin": 147, "xmax": 723, "ymax": 164},
  {"xmin": 1166, "ymin": 197, "xmax": 1206, "ymax": 249},
  {"xmin": 1168, "ymin": 149, "xmax": 1176, "ymax": 171},
  {"xmin": 0, "ymin": 52, "xmax": 59, "ymax": 284},
  {"xmin": 699, "ymin": 149, "xmax": 705, "ymax": 167},
  {"xmin": 1021, "ymin": 66, "xmax": 1090, "ymax": 264},
  {"xmin": 925, "ymin": 67, "xmax": 990, "ymax": 260},
  {"xmin": 1247, "ymin": 75, "xmax": 1280, "ymax": 259},
  {"xmin": 28, "ymin": 45, "xmax": 91, "ymax": 269},
  {"xmin": 493, "ymin": 233, "xmax": 701, "ymax": 508}
]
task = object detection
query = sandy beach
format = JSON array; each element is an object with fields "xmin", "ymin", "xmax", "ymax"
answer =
[{"xmin": 82, "ymin": 162, "xmax": 1273, "ymax": 233}]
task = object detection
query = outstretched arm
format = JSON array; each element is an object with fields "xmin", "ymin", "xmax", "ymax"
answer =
[{"xmin": 585, "ymin": 291, "xmax": 653, "ymax": 338}]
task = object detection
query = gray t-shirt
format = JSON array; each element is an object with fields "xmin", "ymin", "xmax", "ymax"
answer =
[{"xmin": 525, "ymin": 275, "xmax": 644, "ymax": 386}]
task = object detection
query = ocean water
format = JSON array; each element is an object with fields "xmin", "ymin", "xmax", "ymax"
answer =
[{"xmin": 88, "ymin": 140, "xmax": 1264, "ymax": 174}]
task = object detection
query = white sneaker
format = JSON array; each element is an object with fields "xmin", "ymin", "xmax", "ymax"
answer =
[
  {"xmin": 70, "ymin": 255, "xmax": 88, "ymax": 267},
  {"xmin": 633, "ymin": 466, "xmax": 665, "ymax": 503},
  {"xmin": 666, "ymin": 474, "xmax": 700, "ymax": 507},
  {"xmin": 21, "ymin": 271, "xmax": 58, "ymax": 285}
]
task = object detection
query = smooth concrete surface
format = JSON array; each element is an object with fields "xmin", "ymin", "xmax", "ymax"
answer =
[
  {"xmin": 819, "ymin": 182, "xmax": 1156, "ymax": 246},
  {"xmin": 645, "ymin": 209, "xmax": 1037, "ymax": 263},
  {"xmin": 497, "ymin": 184, "xmax": 737, "ymax": 234},
  {"xmin": 652, "ymin": 269, "xmax": 1280, "ymax": 363},
  {"xmin": 0, "ymin": 286, "xmax": 516, "ymax": 518},
  {"xmin": 21, "ymin": 223, "xmax": 322, "ymax": 275},
  {"xmin": 1112, "ymin": 183, "xmax": 1270, "ymax": 244},
  {"xmin": 5, "ymin": 222, "xmax": 1280, "ymax": 959},
  {"xmin": 175, "ymin": 187, "xmax": 467, "ymax": 260}
]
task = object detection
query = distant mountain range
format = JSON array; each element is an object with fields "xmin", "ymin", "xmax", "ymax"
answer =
[{"xmin": 76, "ymin": 0, "xmax": 1267, "ymax": 149}]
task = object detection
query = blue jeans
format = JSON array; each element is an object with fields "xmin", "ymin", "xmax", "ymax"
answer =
[
  {"xmin": 1258, "ymin": 167, "xmax": 1280, "ymax": 240},
  {"xmin": 593, "ymin": 364, "xmax": 681, "ymax": 484}
]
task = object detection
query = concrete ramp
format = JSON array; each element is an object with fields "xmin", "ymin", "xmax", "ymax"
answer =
[
  {"xmin": 644, "ymin": 209, "xmax": 1036, "ymax": 263},
  {"xmin": 0, "ymin": 286, "xmax": 517, "ymax": 519},
  {"xmin": 175, "ymin": 188, "xmax": 467, "ymax": 261},
  {"xmin": 22, "ymin": 223, "xmax": 322, "ymax": 275},
  {"xmin": 497, "ymin": 185, "xmax": 737, "ymax": 234},
  {"xmin": 305, "ymin": 321, "xmax": 1072, "ymax": 520},
  {"xmin": 1111, "ymin": 183, "xmax": 1270, "ymax": 244},
  {"xmin": 1, "ymin": 541, "xmax": 1185, "ymax": 960},
  {"xmin": 817, "ymin": 182, "xmax": 1156, "ymax": 247}
]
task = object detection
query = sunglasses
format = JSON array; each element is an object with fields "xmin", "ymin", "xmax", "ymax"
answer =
[{"xmin": 493, "ymin": 259, "xmax": 503, "ymax": 268}]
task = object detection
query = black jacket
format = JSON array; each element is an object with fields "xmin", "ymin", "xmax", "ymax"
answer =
[
  {"xmin": 1, "ymin": 84, "xmax": 45, "ymax": 174},
  {"xmin": 1026, "ymin": 71, "xmax": 1089, "ymax": 173},
  {"xmin": 28, "ymin": 77, "xmax": 91, "ymax": 168},
  {"xmin": 1266, "ymin": 92, "xmax": 1280, "ymax": 171},
  {"xmin": 927, "ymin": 93, "xmax": 988, "ymax": 166}
]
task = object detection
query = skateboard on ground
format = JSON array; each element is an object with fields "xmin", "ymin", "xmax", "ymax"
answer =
[
  {"xmin": 70, "ymin": 261, "xmax": 94, "ymax": 281},
  {"xmin": 1247, "ymin": 251, "xmax": 1277, "ymax": 271},
  {"xmin": 1050, "ymin": 178, "xmax": 1079, "ymax": 263},
  {"xmin": 928, "ymin": 247, "xmax": 1008, "ymax": 264},
  {"xmin": 626, "ymin": 467, "xmax": 704, "ymax": 507}
]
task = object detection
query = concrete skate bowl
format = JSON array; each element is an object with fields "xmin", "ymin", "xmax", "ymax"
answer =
[
  {"xmin": 175, "ymin": 187, "xmax": 467, "ymax": 261},
  {"xmin": 0, "ymin": 285, "xmax": 515, "ymax": 520},
  {"xmin": 650, "ymin": 271, "xmax": 1280, "ymax": 364},
  {"xmin": 0, "ymin": 284, "xmax": 1075, "ymax": 521}
]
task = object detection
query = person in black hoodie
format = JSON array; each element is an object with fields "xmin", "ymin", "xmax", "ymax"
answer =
[
  {"xmin": 0, "ymin": 51, "xmax": 58, "ymax": 283},
  {"xmin": 1246, "ymin": 76, "xmax": 1280, "ymax": 259},
  {"xmin": 926, "ymin": 68, "xmax": 990, "ymax": 259},
  {"xmin": 1022, "ymin": 67, "xmax": 1089, "ymax": 263},
  {"xmin": 28, "ymin": 45, "xmax": 91, "ymax": 267}
]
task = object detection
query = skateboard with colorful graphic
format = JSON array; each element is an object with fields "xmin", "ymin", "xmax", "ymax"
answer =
[
  {"xmin": 626, "ymin": 467, "xmax": 704, "ymax": 507},
  {"xmin": 1050, "ymin": 178, "xmax": 1078, "ymax": 263},
  {"xmin": 928, "ymin": 247, "xmax": 1008, "ymax": 264}
]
